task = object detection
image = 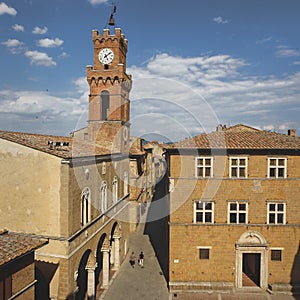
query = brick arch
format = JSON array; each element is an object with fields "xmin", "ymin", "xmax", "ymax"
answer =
[
  {"xmin": 110, "ymin": 222, "xmax": 122, "ymax": 271},
  {"xmin": 75, "ymin": 249, "xmax": 91, "ymax": 300},
  {"xmin": 95, "ymin": 233, "xmax": 107, "ymax": 284}
]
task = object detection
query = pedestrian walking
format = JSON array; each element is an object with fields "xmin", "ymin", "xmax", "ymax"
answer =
[
  {"xmin": 129, "ymin": 252, "xmax": 136, "ymax": 268},
  {"xmin": 138, "ymin": 251, "xmax": 144, "ymax": 268}
]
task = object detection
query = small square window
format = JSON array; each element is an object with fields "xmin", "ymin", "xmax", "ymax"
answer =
[
  {"xmin": 194, "ymin": 201, "xmax": 214, "ymax": 224},
  {"xmin": 268, "ymin": 158, "xmax": 287, "ymax": 178},
  {"xmin": 196, "ymin": 157, "xmax": 213, "ymax": 178},
  {"xmin": 271, "ymin": 250, "xmax": 282, "ymax": 261},
  {"xmin": 228, "ymin": 201, "xmax": 248, "ymax": 224},
  {"xmin": 267, "ymin": 202, "xmax": 286, "ymax": 224},
  {"xmin": 229, "ymin": 157, "xmax": 248, "ymax": 178},
  {"xmin": 199, "ymin": 248, "xmax": 210, "ymax": 259}
]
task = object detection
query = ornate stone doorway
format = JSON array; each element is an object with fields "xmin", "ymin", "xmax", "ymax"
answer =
[{"xmin": 235, "ymin": 231, "xmax": 268, "ymax": 289}]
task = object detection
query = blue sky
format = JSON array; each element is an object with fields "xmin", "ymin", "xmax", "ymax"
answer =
[{"xmin": 1, "ymin": 0, "xmax": 300, "ymax": 141}]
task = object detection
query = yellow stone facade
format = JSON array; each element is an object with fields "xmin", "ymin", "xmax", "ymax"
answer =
[{"xmin": 167, "ymin": 128, "xmax": 300, "ymax": 295}]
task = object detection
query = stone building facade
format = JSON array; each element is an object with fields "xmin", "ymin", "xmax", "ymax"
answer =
[
  {"xmin": 0, "ymin": 26, "xmax": 135, "ymax": 300},
  {"xmin": 165, "ymin": 124, "xmax": 300, "ymax": 295}
]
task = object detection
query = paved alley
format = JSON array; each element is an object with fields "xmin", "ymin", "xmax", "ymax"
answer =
[{"xmin": 100, "ymin": 218, "xmax": 170, "ymax": 300}]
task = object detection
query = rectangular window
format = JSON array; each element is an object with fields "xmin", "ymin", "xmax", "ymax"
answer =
[
  {"xmin": 267, "ymin": 202, "xmax": 286, "ymax": 224},
  {"xmin": 268, "ymin": 158, "xmax": 287, "ymax": 178},
  {"xmin": 194, "ymin": 201, "xmax": 214, "ymax": 223},
  {"xmin": 271, "ymin": 249, "xmax": 282, "ymax": 261},
  {"xmin": 199, "ymin": 248, "xmax": 210, "ymax": 260},
  {"xmin": 228, "ymin": 201, "xmax": 248, "ymax": 224},
  {"xmin": 230, "ymin": 157, "xmax": 247, "ymax": 178},
  {"xmin": 195, "ymin": 157, "xmax": 213, "ymax": 178}
]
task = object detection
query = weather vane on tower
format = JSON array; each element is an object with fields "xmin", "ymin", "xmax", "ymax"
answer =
[{"xmin": 108, "ymin": 2, "xmax": 117, "ymax": 27}]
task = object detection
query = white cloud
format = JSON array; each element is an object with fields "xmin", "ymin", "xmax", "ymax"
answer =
[
  {"xmin": 59, "ymin": 52, "xmax": 68, "ymax": 59},
  {"xmin": 0, "ymin": 81, "xmax": 88, "ymax": 135},
  {"xmin": 88, "ymin": 0, "xmax": 109, "ymax": 4},
  {"xmin": 256, "ymin": 36, "xmax": 272, "ymax": 44},
  {"xmin": 2, "ymin": 39, "xmax": 24, "ymax": 54},
  {"xmin": 0, "ymin": 2, "xmax": 17, "ymax": 16},
  {"xmin": 213, "ymin": 16, "xmax": 229, "ymax": 24},
  {"xmin": 32, "ymin": 26, "xmax": 48, "ymax": 35},
  {"xmin": 0, "ymin": 82, "xmax": 88, "ymax": 137},
  {"xmin": 0, "ymin": 90, "xmax": 82, "ymax": 116},
  {"xmin": 25, "ymin": 50, "xmax": 56, "ymax": 67},
  {"xmin": 276, "ymin": 46, "xmax": 300, "ymax": 57},
  {"xmin": 128, "ymin": 53, "xmax": 300, "ymax": 139},
  {"xmin": 2, "ymin": 39, "xmax": 23, "ymax": 47},
  {"xmin": 37, "ymin": 38, "xmax": 64, "ymax": 48},
  {"xmin": 12, "ymin": 24, "xmax": 24, "ymax": 32}
]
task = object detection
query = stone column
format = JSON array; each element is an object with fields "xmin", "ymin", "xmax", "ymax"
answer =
[
  {"xmin": 86, "ymin": 256, "xmax": 97, "ymax": 299},
  {"xmin": 101, "ymin": 248, "xmax": 110, "ymax": 288},
  {"xmin": 113, "ymin": 235, "xmax": 121, "ymax": 270}
]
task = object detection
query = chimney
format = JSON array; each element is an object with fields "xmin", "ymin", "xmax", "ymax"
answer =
[
  {"xmin": 288, "ymin": 129, "xmax": 296, "ymax": 137},
  {"xmin": 216, "ymin": 124, "xmax": 223, "ymax": 132}
]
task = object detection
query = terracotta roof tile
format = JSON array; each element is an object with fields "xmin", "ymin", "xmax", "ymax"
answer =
[
  {"xmin": 171, "ymin": 124, "xmax": 300, "ymax": 150},
  {"xmin": 0, "ymin": 230, "xmax": 47, "ymax": 267},
  {"xmin": 0, "ymin": 130, "xmax": 112, "ymax": 159}
]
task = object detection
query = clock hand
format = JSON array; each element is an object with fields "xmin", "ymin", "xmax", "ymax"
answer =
[{"xmin": 104, "ymin": 52, "xmax": 112, "ymax": 59}]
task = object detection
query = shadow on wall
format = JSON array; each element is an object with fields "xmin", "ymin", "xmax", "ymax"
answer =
[
  {"xmin": 35, "ymin": 261, "xmax": 58, "ymax": 300},
  {"xmin": 143, "ymin": 173, "xmax": 170, "ymax": 283},
  {"xmin": 291, "ymin": 242, "xmax": 300, "ymax": 297}
]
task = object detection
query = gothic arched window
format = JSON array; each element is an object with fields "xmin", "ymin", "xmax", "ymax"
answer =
[
  {"xmin": 112, "ymin": 176, "xmax": 118, "ymax": 204},
  {"xmin": 81, "ymin": 188, "xmax": 91, "ymax": 226},
  {"xmin": 123, "ymin": 171, "xmax": 129, "ymax": 196},
  {"xmin": 100, "ymin": 181, "xmax": 107, "ymax": 213},
  {"xmin": 101, "ymin": 91, "xmax": 110, "ymax": 120}
]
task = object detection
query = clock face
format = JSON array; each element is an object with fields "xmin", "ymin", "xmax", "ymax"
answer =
[{"xmin": 98, "ymin": 48, "xmax": 114, "ymax": 64}]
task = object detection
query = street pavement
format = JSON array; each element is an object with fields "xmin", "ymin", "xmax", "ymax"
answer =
[{"xmin": 100, "ymin": 217, "xmax": 170, "ymax": 300}]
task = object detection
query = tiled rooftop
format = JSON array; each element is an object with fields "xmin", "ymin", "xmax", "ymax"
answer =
[
  {"xmin": 0, "ymin": 230, "xmax": 47, "ymax": 267},
  {"xmin": 0, "ymin": 130, "xmax": 113, "ymax": 159},
  {"xmin": 169, "ymin": 124, "xmax": 300, "ymax": 150}
]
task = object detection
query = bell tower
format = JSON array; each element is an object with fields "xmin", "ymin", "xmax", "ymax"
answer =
[{"xmin": 86, "ymin": 27, "xmax": 131, "ymax": 152}]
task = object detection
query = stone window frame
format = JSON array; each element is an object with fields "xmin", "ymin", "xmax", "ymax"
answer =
[
  {"xmin": 229, "ymin": 156, "xmax": 248, "ymax": 178},
  {"xmin": 123, "ymin": 171, "xmax": 129, "ymax": 196},
  {"xmin": 267, "ymin": 201, "xmax": 286, "ymax": 224},
  {"xmin": 197, "ymin": 246, "xmax": 212, "ymax": 260},
  {"xmin": 195, "ymin": 156, "xmax": 213, "ymax": 178},
  {"xmin": 267, "ymin": 157, "xmax": 287, "ymax": 178},
  {"xmin": 112, "ymin": 176, "xmax": 118, "ymax": 204},
  {"xmin": 193, "ymin": 200, "xmax": 214, "ymax": 224},
  {"xmin": 81, "ymin": 187, "xmax": 91, "ymax": 226},
  {"xmin": 227, "ymin": 201, "xmax": 248, "ymax": 224},
  {"xmin": 100, "ymin": 181, "xmax": 107, "ymax": 213},
  {"xmin": 270, "ymin": 248, "xmax": 284, "ymax": 261}
]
